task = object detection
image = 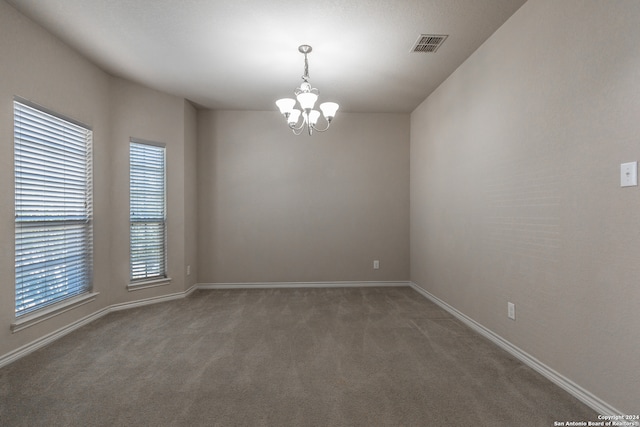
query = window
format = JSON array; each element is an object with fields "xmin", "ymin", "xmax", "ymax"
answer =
[
  {"xmin": 129, "ymin": 140, "xmax": 167, "ymax": 284},
  {"xmin": 14, "ymin": 100, "xmax": 93, "ymax": 317}
]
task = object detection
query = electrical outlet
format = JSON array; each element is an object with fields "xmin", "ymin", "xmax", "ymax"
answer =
[
  {"xmin": 508, "ymin": 302, "xmax": 516, "ymax": 320},
  {"xmin": 187, "ymin": 265, "xmax": 191, "ymax": 276},
  {"xmin": 373, "ymin": 260, "xmax": 380, "ymax": 270}
]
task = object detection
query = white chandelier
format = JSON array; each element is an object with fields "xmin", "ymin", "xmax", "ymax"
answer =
[{"xmin": 276, "ymin": 45, "xmax": 339, "ymax": 135}]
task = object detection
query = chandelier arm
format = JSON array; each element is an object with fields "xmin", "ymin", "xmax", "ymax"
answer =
[
  {"xmin": 291, "ymin": 126, "xmax": 305, "ymax": 136},
  {"xmin": 310, "ymin": 122, "xmax": 332, "ymax": 132},
  {"xmin": 289, "ymin": 121, "xmax": 305, "ymax": 131},
  {"xmin": 288, "ymin": 118, "xmax": 306, "ymax": 134}
]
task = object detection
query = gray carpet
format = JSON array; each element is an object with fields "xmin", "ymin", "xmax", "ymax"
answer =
[{"xmin": 1, "ymin": 287, "xmax": 597, "ymax": 426}]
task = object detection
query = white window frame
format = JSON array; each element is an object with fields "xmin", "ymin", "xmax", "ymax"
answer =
[
  {"xmin": 12, "ymin": 98, "xmax": 96, "ymax": 332},
  {"xmin": 128, "ymin": 139, "xmax": 170, "ymax": 290}
]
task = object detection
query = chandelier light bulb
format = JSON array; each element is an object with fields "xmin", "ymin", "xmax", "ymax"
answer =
[
  {"xmin": 308, "ymin": 110, "xmax": 321, "ymax": 126},
  {"xmin": 276, "ymin": 98, "xmax": 296, "ymax": 115},
  {"xmin": 297, "ymin": 92, "xmax": 318, "ymax": 111},
  {"xmin": 319, "ymin": 102, "xmax": 339, "ymax": 121},
  {"xmin": 288, "ymin": 109, "xmax": 301, "ymax": 125}
]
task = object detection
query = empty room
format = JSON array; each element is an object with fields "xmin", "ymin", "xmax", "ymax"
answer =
[{"xmin": 0, "ymin": 0, "xmax": 638, "ymax": 425}]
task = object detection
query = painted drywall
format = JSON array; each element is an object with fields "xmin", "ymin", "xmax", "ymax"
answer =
[
  {"xmin": 107, "ymin": 76, "xmax": 193, "ymax": 303},
  {"xmin": 0, "ymin": 1, "xmax": 197, "ymax": 358},
  {"xmin": 0, "ymin": 0, "xmax": 111, "ymax": 355},
  {"xmin": 197, "ymin": 110, "xmax": 409, "ymax": 283},
  {"xmin": 184, "ymin": 101, "xmax": 198, "ymax": 291},
  {"xmin": 410, "ymin": 0, "xmax": 640, "ymax": 413}
]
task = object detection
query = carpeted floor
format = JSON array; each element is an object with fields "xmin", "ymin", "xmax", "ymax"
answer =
[{"xmin": 0, "ymin": 287, "xmax": 597, "ymax": 426}]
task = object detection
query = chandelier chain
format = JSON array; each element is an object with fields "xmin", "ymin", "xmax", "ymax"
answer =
[{"xmin": 302, "ymin": 52, "xmax": 310, "ymax": 82}]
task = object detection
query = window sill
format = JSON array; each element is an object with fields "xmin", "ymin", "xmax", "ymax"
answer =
[
  {"xmin": 11, "ymin": 292, "xmax": 99, "ymax": 333},
  {"xmin": 128, "ymin": 277, "xmax": 172, "ymax": 292}
]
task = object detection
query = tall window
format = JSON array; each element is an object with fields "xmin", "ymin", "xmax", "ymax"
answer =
[
  {"xmin": 14, "ymin": 100, "xmax": 93, "ymax": 317},
  {"xmin": 130, "ymin": 140, "xmax": 167, "ymax": 282}
]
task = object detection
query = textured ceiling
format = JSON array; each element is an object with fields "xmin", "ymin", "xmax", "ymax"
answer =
[{"xmin": 6, "ymin": 0, "xmax": 527, "ymax": 113}]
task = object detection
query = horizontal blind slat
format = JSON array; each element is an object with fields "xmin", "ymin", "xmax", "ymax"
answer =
[
  {"xmin": 14, "ymin": 101, "xmax": 93, "ymax": 317},
  {"xmin": 129, "ymin": 141, "xmax": 166, "ymax": 281}
]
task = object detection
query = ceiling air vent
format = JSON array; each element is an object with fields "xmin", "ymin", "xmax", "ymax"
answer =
[{"xmin": 411, "ymin": 34, "xmax": 448, "ymax": 53}]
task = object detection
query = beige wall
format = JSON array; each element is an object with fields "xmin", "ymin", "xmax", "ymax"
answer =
[
  {"xmin": 197, "ymin": 110, "xmax": 409, "ymax": 283},
  {"xmin": 184, "ymin": 100, "xmax": 198, "ymax": 291},
  {"xmin": 0, "ymin": 1, "xmax": 197, "ymax": 357},
  {"xmin": 0, "ymin": 0, "xmax": 111, "ymax": 355},
  {"xmin": 410, "ymin": 0, "xmax": 640, "ymax": 413},
  {"xmin": 108, "ymin": 77, "xmax": 193, "ymax": 303}
]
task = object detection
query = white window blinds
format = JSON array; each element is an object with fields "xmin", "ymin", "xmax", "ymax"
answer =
[
  {"xmin": 14, "ymin": 100, "xmax": 93, "ymax": 317},
  {"xmin": 130, "ymin": 141, "xmax": 167, "ymax": 281}
]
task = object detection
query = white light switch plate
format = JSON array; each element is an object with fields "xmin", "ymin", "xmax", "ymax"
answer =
[{"xmin": 620, "ymin": 161, "xmax": 638, "ymax": 187}]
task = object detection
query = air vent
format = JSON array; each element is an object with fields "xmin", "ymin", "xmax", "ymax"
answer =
[{"xmin": 411, "ymin": 34, "xmax": 448, "ymax": 53}]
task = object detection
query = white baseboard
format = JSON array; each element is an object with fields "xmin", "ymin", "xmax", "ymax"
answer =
[
  {"xmin": 408, "ymin": 282, "xmax": 622, "ymax": 416},
  {"xmin": 198, "ymin": 281, "xmax": 410, "ymax": 290},
  {"xmin": 110, "ymin": 284, "xmax": 197, "ymax": 312},
  {"xmin": 3, "ymin": 280, "xmax": 619, "ymax": 417},
  {"xmin": 0, "ymin": 307, "xmax": 109, "ymax": 369},
  {"xmin": 1, "ymin": 282, "xmax": 405, "ymax": 368},
  {"xmin": 0, "ymin": 285, "xmax": 197, "ymax": 369}
]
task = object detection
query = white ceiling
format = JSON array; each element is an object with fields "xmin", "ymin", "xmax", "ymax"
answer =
[{"xmin": 6, "ymin": 0, "xmax": 527, "ymax": 113}]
